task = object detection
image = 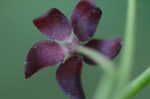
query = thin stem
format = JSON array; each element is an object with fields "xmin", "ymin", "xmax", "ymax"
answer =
[
  {"xmin": 123, "ymin": 67, "xmax": 150, "ymax": 99},
  {"xmin": 76, "ymin": 46, "xmax": 116, "ymax": 99},
  {"xmin": 113, "ymin": 0, "xmax": 137, "ymax": 98},
  {"xmin": 120, "ymin": 0, "xmax": 137, "ymax": 92},
  {"xmin": 94, "ymin": 73, "xmax": 116, "ymax": 99},
  {"xmin": 119, "ymin": 0, "xmax": 137, "ymax": 88},
  {"xmin": 76, "ymin": 46, "xmax": 114, "ymax": 78}
]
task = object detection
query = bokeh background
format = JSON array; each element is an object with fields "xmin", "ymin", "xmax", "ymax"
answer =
[{"xmin": 0, "ymin": 0, "xmax": 150, "ymax": 99}]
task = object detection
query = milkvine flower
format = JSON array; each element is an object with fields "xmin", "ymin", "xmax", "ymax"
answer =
[{"xmin": 25, "ymin": 1, "xmax": 122, "ymax": 99}]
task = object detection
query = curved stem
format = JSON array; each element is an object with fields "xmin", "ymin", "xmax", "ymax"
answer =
[
  {"xmin": 123, "ymin": 67, "xmax": 150, "ymax": 99},
  {"xmin": 76, "ymin": 46, "xmax": 115, "ymax": 77},
  {"xmin": 76, "ymin": 46, "xmax": 116, "ymax": 99}
]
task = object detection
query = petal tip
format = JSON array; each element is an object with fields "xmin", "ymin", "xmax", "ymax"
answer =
[
  {"xmin": 56, "ymin": 56, "xmax": 85, "ymax": 98},
  {"xmin": 84, "ymin": 38, "xmax": 122, "ymax": 64},
  {"xmin": 33, "ymin": 8, "xmax": 71, "ymax": 41},
  {"xmin": 24, "ymin": 40, "xmax": 65, "ymax": 78},
  {"xmin": 25, "ymin": 72, "xmax": 31, "ymax": 79},
  {"xmin": 71, "ymin": 1, "xmax": 102, "ymax": 41}
]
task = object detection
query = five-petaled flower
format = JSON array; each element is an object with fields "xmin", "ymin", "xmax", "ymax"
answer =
[{"xmin": 25, "ymin": 1, "xmax": 122, "ymax": 99}]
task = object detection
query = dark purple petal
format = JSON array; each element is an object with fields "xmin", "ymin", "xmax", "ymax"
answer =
[
  {"xmin": 56, "ymin": 56, "xmax": 85, "ymax": 99},
  {"xmin": 33, "ymin": 8, "xmax": 72, "ymax": 41},
  {"xmin": 71, "ymin": 1, "xmax": 102, "ymax": 41},
  {"xmin": 80, "ymin": 0, "xmax": 95, "ymax": 4},
  {"xmin": 84, "ymin": 38, "xmax": 122, "ymax": 64},
  {"xmin": 25, "ymin": 40, "xmax": 65, "ymax": 78}
]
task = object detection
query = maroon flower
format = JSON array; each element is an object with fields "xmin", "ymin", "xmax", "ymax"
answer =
[{"xmin": 25, "ymin": 1, "xmax": 122, "ymax": 99}]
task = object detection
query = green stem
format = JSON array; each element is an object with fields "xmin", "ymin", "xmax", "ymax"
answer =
[
  {"xmin": 76, "ymin": 46, "xmax": 114, "ymax": 75},
  {"xmin": 76, "ymin": 46, "xmax": 116, "ymax": 99},
  {"xmin": 123, "ymin": 67, "xmax": 150, "ymax": 99},
  {"xmin": 119, "ymin": 0, "xmax": 137, "ymax": 88},
  {"xmin": 113, "ymin": 0, "xmax": 137, "ymax": 98}
]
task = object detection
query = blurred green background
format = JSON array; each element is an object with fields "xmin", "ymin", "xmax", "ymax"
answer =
[{"xmin": 0, "ymin": 0, "xmax": 150, "ymax": 99}]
